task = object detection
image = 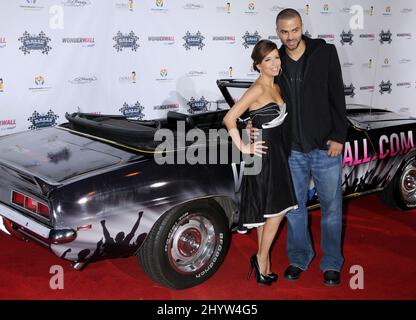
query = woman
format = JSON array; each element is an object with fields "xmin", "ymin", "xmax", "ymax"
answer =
[{"xmin": 223, "ymin": 40, "xmax": 297, "ymax": 285}]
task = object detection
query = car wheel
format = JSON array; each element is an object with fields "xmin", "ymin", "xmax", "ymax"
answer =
[
  {"xmin": 380, "ymin": 156, "xmax": 416, "ymax": 210},
  {"xmin": 137, "ymin": 199, "xmax": 231, "ymax": 289}
]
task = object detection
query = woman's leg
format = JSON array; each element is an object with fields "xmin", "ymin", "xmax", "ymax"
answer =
[{"xmin": 257, "ymin": 215, "xmax": 284, "ymax": 274}]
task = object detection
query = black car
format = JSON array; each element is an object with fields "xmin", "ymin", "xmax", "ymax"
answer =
[{"xmin": 0, "ymin": 79, "xmax": 415, "ymax": 290}]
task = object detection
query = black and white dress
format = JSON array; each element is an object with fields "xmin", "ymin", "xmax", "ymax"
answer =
[{"xmin": 239, "ymin": 102, "xmax": 298, "ymax": 229}]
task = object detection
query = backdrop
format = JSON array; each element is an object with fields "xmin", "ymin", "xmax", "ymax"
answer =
[{"xmin": 0, "ymin": 0, "xmax": 415, "ymax": 134}]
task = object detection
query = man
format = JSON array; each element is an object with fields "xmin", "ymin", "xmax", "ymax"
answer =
[{"xmin": 250, "ymin": 8, "xmax": 347, "ymax": 285}]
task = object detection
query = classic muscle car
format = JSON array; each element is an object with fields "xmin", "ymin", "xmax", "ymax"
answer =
[{"xmin": 0, "ymin": 79, "xmax": 415, "ymax": 290}]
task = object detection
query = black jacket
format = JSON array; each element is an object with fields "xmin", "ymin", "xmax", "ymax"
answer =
[{"xmin": 276, "ymin": 35, "xmax": 348, "ymax": 155}]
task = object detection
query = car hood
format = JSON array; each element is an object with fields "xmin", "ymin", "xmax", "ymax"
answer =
[
  {"xmin": 347, "ymin": 109, "xmax": 416, "ymax": 130},
  {"xmin": 0, "ymin": 127, "xmax": 143, "ymax": 184}
]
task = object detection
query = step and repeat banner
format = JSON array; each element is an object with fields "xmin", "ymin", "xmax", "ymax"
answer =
[{"xmin": 0, "ymin": 0, "xmax": 415, "ymax": 134}]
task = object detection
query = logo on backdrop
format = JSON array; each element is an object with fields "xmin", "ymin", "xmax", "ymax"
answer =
[
  {"xmin": 379, "ymin": 81, "xmax": 392, "ymax": 94},
  {"xmin": 69, "ymin": 76, "xmax": 98, "ymax": 85},
  {"xmin": 242, "ymin": 31, "xmax": 261, "ymax": 49},
  {"xmin": 0, "ymin": 119, "xmax": 16, "ymax": 131},
  {"xmin": 62, "ymin": 37, "xmax": 95, "ymax": 47},
  {"xmin": 0, "ymin": 78, "xmax": 4, "ymax": 92},
  {"xmin": 62, "ymin": 0, "xmax": 92, "ymax": 7},
  {"xmin": 19, "ymin": 31, "xmax": 52, "ymax": 55},
  {"xmin": 151, "ymin": 0, "xmax": 168, "ymax": 12},
  {"xmin": 187, "ymin": 97, "xmax": 209, "ymax": 114},
  {"xmin": 344, "ymin": 83, "xmax": 356, "ymax": 98},
  {"xmin": 382, "ymin": 6, "xmax": 392, "ymax": 16},
  {"xmin": 304, "ymin": 30, "xmax": 312, "ymax": 38},
  {"xmin": 340, "ymin": 30, "xmax": 354, "ymax": 45},
  {"xmin": 245, "ymin": 2, "xmax": 258, "ymax": 15},
  {"xmin": 119, "ymin": 72, "xmax": 137, "ymax": 84},
  {"xmin": 119, "ymin": 102, "xmax": 145, "ymax": 120},
  {"xmin": 29, "ymin": 76, "xmax": 52, "ymax": 91},
  {"xmin": 183, "ymin": 3, "xmax": 204, "ymax": 10},
  {"xmin": 28, "ymin": 110, "xmax": 59, "ymax": 130},
  {"xmin": 153, "ymin": 103, "xmax": 179, "ymax": 111},
  {"xmin": 113, "ymin": 31, "xmax": 140, "ymax": 52},
  {"xmin": 148, "ymin": 35, "xmax": 175, "ymax": 45},
  {"xmin": 317, "ymin": 34, "xmax": 335, "ymax": 42},
  {"xmin": 183, "ymin": 31, "xmax": 205, "ymax": 50},
  {"xmin": 379, "ymin": 30, "xmax": 393, "ymax": 44},
  {"xmin": 396, "ymin": 33, "xmax": 412, "ymax": 40},
  {"xmin": 0, "ymin": 37, "xmax": 6, "ymax": 48},
  {"xmin": 19, "ymin": 0, "xmax": 44, "ymax": 10},
  {"xmin": 396, "ymin": 81, "xmax": 412, "ymax": 89},
  {"xmin": 401, "ymin": 8, "xmax": 413, "ymax": 14},
  {"xmin": 212, "ymin": 35, "xmax": 236, "ymax": 44},
  {"xmin": 115, "ymin": 0, "xmax": 134, "ymax": 11}
]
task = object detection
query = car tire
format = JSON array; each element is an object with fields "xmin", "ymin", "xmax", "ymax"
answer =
[
  {"xmin": 380, "ymin": 156, "xmax": 416, "ymax": 210},
  {"xmin": 137, "ymin": 199, "xmax": 231, "ymax": 290}
]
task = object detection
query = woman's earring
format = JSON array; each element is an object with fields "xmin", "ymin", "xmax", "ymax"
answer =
[{"xmin": 278, "ymin": 67, "xmax": 283, "ymax": 76}]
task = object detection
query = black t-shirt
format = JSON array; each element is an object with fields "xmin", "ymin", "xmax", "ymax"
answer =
[{"xmin": 285, "ymin": 53, "xmax": 315, "ymax": 153}]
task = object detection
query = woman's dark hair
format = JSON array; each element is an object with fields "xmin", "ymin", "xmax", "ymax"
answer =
[{"xmin": 251, "ymin": 39, "xmax": 278, "ymax": 72}]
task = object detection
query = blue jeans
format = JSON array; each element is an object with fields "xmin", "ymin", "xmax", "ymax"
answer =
[{"xmin": 286, "ymin": 149, "xmax": 344, "ymax": 272}]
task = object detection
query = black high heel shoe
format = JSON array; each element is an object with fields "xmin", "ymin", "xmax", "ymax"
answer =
[
  {"xmin": 266, "ymin": 272, "xmax": 278, "ymax": 282},
  {"xmin": 247, "ymin": 255, "xmax": 273, "ymax": 285}
]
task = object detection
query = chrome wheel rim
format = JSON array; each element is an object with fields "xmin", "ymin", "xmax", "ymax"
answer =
[
  {"xmin": 167, "ymin": 213, "xmax": 217, "ymax": 274},
  {"xmin": 400, "ymin": 160, "xmax": 416, "ymax": 205}
]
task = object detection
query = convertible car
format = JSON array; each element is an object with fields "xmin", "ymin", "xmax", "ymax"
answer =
[{"xmin": 0, "ymin": 79, "xmax": 415, "ymax": 290}]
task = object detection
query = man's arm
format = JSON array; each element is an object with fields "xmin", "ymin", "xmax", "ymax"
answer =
[
  {"xmin": 326, "ymin": 44, "xmax": 348, "ymax": 157},
  {"xmin": 327, "ymin": 44, "xmax": 348, "ymax": 145}
]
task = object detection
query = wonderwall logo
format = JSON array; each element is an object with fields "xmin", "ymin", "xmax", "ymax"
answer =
[
  {"xmin": 27, "ymin": 110, "xmax": 59, "ymax": 130},
  {"xmin": 62, "ymin": 0, "xmax": 91, "ymax": 7},
  {"xmin": 242, "ymin": 31, "xmax": 261, "ymax": 49},
  {"xmin": 187, "ymin": 97, "xmax": 209, "ymax": 114},
  {"xmin": 113, "ymin": 31, "xmax": 140, "ymax": 52},
  {"xmin": 340, "ymin": 30, "xmax": 353, "ymax": 45},
  {"xmin": 0, "ymin": 119, "xmax": 17, "ymax": 131},
  {"xmin": 183, "ymin": 31, "xmax": 205, "ymax": 50},
  {"xmin": 344, "ymin": 83, "xmax": 356, "ymax": 98},
  {"xmin": 148, "ymin": 35, "xmax": 175, "ymax": 45},
  {"xmin": 0, "ymin": 37, "xmax": 6, "ymax": 49},
  {"xmin": 379, "ymin": 30, "xmax": 393, "ymax": 44},
  {"xmin": 69, "ymin": 76, "xmax": 98, "ymax": 85},
  {"xmin": 379, "ymin": 81, "xmax": 392, "ymax": 94},
  {"xmin": 396, "ymin": 81, "xmax": 412, "ymax": 89},
  {"xmin": 119, "ymin": 102, "xmax": 145, "ymax": 120},
  {"xmin": 317, "ymin": 34, "xmax": 335, "ymax": 42},
  {"xmin": 19, "ymin": 31, "xmax": 52, "ymax": 55},
  {"xmin": 212, "ymin": 35, "xmax": 236, "ymax": 44},
  {"xmin": 396, "ymin": 33, "xmax": 412, "ymax": 40},
  {"xmin": 359, "ymin": 33, "xmax": 376, "ymax": 41},
  {"xmin": 360, "ymin": 85, "xmax": 375, "ymax": 93},
  {"xmin": 62, "ymin": 37, "xmax": 95, "ymax": 47}
]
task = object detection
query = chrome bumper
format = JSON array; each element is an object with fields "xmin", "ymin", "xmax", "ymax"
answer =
[{"xmin": 0, "ymin": 202, "xmax": 76, "ymax": 244}]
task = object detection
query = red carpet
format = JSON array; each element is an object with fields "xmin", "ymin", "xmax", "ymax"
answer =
[{"xmin": 0, "ymin": 194, "xmax": 415, "ymax": 300}]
